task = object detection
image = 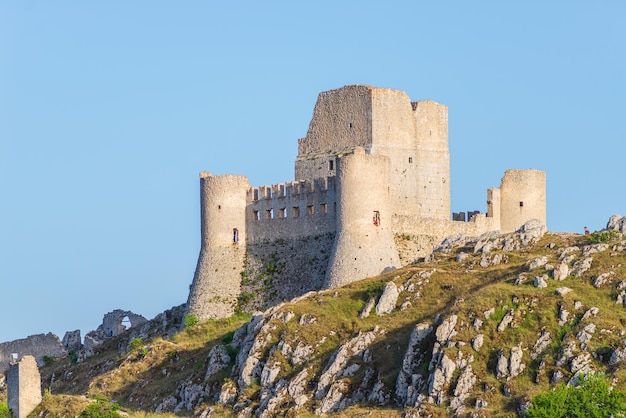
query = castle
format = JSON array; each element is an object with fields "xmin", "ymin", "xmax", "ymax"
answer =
[{"xmin": 186, "ymin": 85, "xmax": 546, "ymax": 320}]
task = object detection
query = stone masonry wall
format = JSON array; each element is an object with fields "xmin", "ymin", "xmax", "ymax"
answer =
[
  {"xmin": 7, "ymin": 355, "xmax": 41, "ymax": 418},
  {"xmin": 0, "ymin": 333, "xmax": 66, "ymax": 373},
  {"xmin": 247, "ymin": 177, "xmax": 337, "ymax": 242},
  {"xmin": 240, "ymin": 233, "xmax": 334, "ymax": 311},
  {"xmin": 295, "ymin": 85, "xmax": 373, "ymax": 180}
]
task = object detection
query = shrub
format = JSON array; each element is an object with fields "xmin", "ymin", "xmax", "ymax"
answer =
[
  {"xmin": 524, "ymin": 374, "xmax": 626, "ymax": 418},
  {"xmin": 589, "ymin": 230, "xmax": 621, "ymax": 243},
  {"xmin": 184, "ymin": 314, "xmax": 199, "ymax": 329},
  {"xmin": 129, "ymin": 337, "xmax": 144, "ymax": 351},
  {"xmin": 0, "ymin": 402, "xmax": 11, "ymax": 418},
  {"xmin": 79, "ymin": 400, "xmax": 121, "ymax": 418}
]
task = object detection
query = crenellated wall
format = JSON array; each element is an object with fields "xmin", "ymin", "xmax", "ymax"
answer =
[
  {"xmin": 185, "ymin": 85, "xmax": 547, "ymax": 321},
  {"xmin": 247, "ymin": 178, "xmax": 337, "ymax": 242}
]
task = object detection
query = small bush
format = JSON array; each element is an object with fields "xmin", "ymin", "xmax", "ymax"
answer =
[
  {"xmin": 79, "ymin": 400, "xmax": 121, "ymax": 418},
  {"xmin": 524, "ymin": 374, "xmax": 626, "ymax": 418},
  {"xmin": 129, "ymin": 337, "xmax": 144, "ymax": 351},
  {"xmin": 69, "ymin": 351, "xmax": 79, "ymax": 364},
  {"xmin": 0, "ymin": 402, "xmax": 11, "ymax": 418},
  {"xmin": 184, "ymin": 314, "xmax": 199, "ymax": 329},
  {"xmin": 589, "ymin": 230, "xmax": 621, "ymax": 243},
  {"xmin": 42, "ymin": 355, "xmax": 53, "ymax": 366}
]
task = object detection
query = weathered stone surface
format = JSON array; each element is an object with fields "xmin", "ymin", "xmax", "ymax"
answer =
[
  {"xmin": 497, "ymin": 310, "xmax": 515, "ymax": 332},
  {"xmin": 288, "ymin": 368, "xmax": 310, "ymax": 407},
  {"xmin": 7, "ymin": 355, "xmax": 41, "ymax": 418},
  {"xmin": 456, "ymin": 252, "xmax": 469, "ymax": 262},
  {"xmin": 435, "ymin": 315, "xmax": 458, "ymax": 343},
  {"xmin": 582, "ymin": 243, "xmax": 609, "ymax": 256},
  {"xmin": 427, "ymin": 352, "xmax": 456, "ymax": 405},
  {"xmin": 315, "ymin": 328, "xmax": 383, "ymax": 400},
  {"xmin": 315, "ymin": 378, "xmax": 350, "ymax": 415},
  {"xmin": 472, "ymin": 334, "xmax": 484, "ymax": 352},
  {"xmin": 450, "ymin": 365, "xmax": 476, "ymax": 411},
  {"xmin": 375, "ymin": 282, "xmax": 399, "ymax": 315},
  {"xmin": 610, "ymin": 340, "xmax": 626, "ymax": 365},
  {"xmin": 570, "ymin": 353, "xmax": 592, "ymax": 374},
  {"xmin": 496, "ymin": 350, "xmax": 509, "ymax": 379},
  {"xmin": 0, "ymin": 333, "xmax": 67, "ymax": 372},
  {"xmin": 534, "ymin": 275, "xmax": 548, "ymax": 288},
  {"xmin": 581, "ymin": 307, "xmax": 599, "ymax": 321},
  {"xmin": 559, "ymin": 246, "xmax": 581, "ymax": 262},
  {"xmin": 218, "ymin": 380, "xmax": 238, "ymax": 405},
  {"xmin": 607, "ymin": 214, "xmax": 626, "ymax": 232},
  {"xmin": 593, "ymin": 272, "xmax": 615, "ymax": 288},
  {"xmin": 576, "ymin": 324, "xmax": 596, "ymax": 344},
  {"xmin": 553, "ymin": 263, "xmax": 569, "ymax": 281},
  {"xmin": 572, "ymin": 257, "xmax": 593, "ymax": 277},
  {"xmin": 508, "ymin": 345, "xmax": 525, "ymax": 379},
  {"xmin": 359, "ymin": 298, "xmax": 375, "ymax": 318},
  {"xmin": 61, "ymin": 330, "xmax": 82, "ymax": 353},
  {"xmin": 531, "ymin": 331, "xmax": 551, "ymax": 360},
  {"xmin": 396, "ymin": 323, "xmax": 433, "ymax": 405},
  {"xmin": 483, "ymin": 307, "xmax": 495, "ymax": 319},
  {"xmin": 205, "ymin": 345, "xmax": 231, "ymax": 381},
  {"xmin": 555, "ymin": 287, "xmax": 572, "ymax": 296},
  {"xmin": 529, "ymin": 256, "xmax": 549, "ymax": 270}
]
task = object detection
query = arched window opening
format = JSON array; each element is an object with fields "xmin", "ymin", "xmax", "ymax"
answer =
[{"xmin": 373, "ymin": 211, "xmax": 380, "ymax": 226}]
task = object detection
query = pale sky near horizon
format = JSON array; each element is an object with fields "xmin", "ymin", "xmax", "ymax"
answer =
[{"xmin": 1, "ymin": 2, "xmax": 625, "ymax": 342}]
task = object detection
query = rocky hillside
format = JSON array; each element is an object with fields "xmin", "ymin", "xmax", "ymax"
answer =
[{"xmin": 7, "ymin": 218, "xmax": 626, "ymax": 417}]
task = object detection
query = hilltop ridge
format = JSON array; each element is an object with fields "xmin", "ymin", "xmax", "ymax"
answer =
[{"xmin": 4, "ymin": 216, "xmax": 626, "ymax": 416}]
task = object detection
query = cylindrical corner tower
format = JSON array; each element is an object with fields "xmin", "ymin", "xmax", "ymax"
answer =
[
  {"xmin": 186, "ymin": 173, "xmax": 249, "ymax": 321},
  {"xmin": 499, "ymin": 169, "xmax": 546, "ymax": 232},
  {"xmin": 325, "ymin": 147, "xmax": 401, "ymax": 288}
]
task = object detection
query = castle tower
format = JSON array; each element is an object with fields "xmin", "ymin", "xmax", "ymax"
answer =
[
  {"xmin": 325, "ymin": 147, "xmax": 401, "ymax": 288},
  {"xmin": 498, "ymin": 169, "xmax": 546, "ymax": 232},
  {"xmin": 7, "ymin": 355, "xmax": 42, "ymax": 418},
  {"xmin": 186, "ymin": 173, "xmax": 249, "ymax": 321},
  {"xmin": 412, "ymin": 100, "xmax": 450, "ymax": 219}
]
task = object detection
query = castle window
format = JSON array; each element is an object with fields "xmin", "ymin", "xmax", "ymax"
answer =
[
  {"xmin": 408, "ymin": 157, "xmax": 413, "ymax": 164},
  {"xmin": 278, "ymin": 208, "xmax": 286, "ymax": 218},
  {"xmin": 233, "ymin": 228, "xmax": 239, "ymax": 243},
  {"xmin": 334, "ymin": 202, "xmax": 337, "ymax": 212},
  {"xmin": 373, "ymin": 210, "xmax": 380, "ymax": 226},
  {"xmin": 265, "ymin": 209, "xmax": 273, "ymax": 219},
  {"xmin": 349, "ymin": 122, "xmax": 353, "ymax": 129},
  {"xmin": 306, "ymin": 205, "xmax": 314, "ymax": 215},
  {"xmin": 253, "ymin": 189, "xmax": 259, "ymax": 201},
  {"xmin": 218, "ymin": 205, "xmax": 221, "ymax": 209},
  {"xmin": 519, "ymin": 201, "xmax": 524, "ymax": 207},
  {"xmin": 254, "ymin": 210, "xmax": 260, "ymax": 221},
  {"xmin": 320, "ymin": 203, "xmax": 327, "ymax": 213},
  {"xmin": 292, "ymin": 207, "xmax": 300, "ymax": 218},
  {"xmin": 329, "ymin": 160, "xmax": 334, "ymax": 171}
]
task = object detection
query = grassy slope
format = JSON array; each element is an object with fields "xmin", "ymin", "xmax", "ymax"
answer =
[{"xmin": 8, "ymin": 231, "xmax": 626, "ymax": 417}]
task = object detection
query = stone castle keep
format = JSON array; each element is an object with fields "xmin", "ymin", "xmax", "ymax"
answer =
[{"xmin": 186, "ymin": 85, "xmax": 546, "ymax": 320}]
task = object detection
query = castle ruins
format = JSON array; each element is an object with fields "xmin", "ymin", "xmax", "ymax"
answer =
[{"xmin": 186, "ymin": 85, "xmax": 546, "ymax": 321}]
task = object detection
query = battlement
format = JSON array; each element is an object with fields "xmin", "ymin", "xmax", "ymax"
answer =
[{"xmin": 186, "ymin": 85, "xmax": 547, "ymax": 322}]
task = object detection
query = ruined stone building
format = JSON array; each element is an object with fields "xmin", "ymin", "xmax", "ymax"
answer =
[{"xmin": 186, "ymin": 85, "xmax": 546, "ymax": 320}]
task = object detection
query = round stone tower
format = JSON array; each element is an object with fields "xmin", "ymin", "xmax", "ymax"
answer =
[
  {"xmin": 186, "ymin": 172, "xmax": 249, "ymax": 321},
  {"xmin": 325, "ymin": 147, "xmax": 401, "ymax": 288},
  {"xmin": 499, "ymin": 169, "xmax": 546, "ymax": 232}
]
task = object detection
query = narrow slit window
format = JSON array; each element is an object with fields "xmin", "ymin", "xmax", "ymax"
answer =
[
  {"xmin": 373, "ymin": 210, "xmax": 380, "ymax": 226},
  {"xmin": 519, "ymin": 201, "xmax": 524, "ymax": 207},
  {"xmin": 306, "ymin": 205, "xmax": 314, "ymax": 215},
  {"xmin": 408, "ymin": 157, "xmax": 413, "ymax": 164},
  {"xmin": 253, "ymin": 189, "xmax": 259, "ymax": 201},
  {"xmin": 329, "ymin": 160, "xmax": 334, "ymax": 171},
  {"xmin": 278, "ymin": 208, "xmax": 286, "ymax": 218},
  {"xmin": 333, "ymin": 202, "xmax": 337, "ymax": 212},
  {"xmin": 292, "ymin": 207, "xmax": 300, "ymax": 218},
  {"xmin": 253, "ymin": 210, "xmax": 260, "ymax": 221},
  {"xmin": 233, "ymin": 228, "xmax": 238, "ymax": 243},
  {"xmin": 320, "ymin": 203, "xmax": 327, "ymax": 213}
]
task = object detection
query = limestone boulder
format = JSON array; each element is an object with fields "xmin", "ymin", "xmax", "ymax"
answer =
[
  {"xmin": 375, "ymin": 282, "xmax": 399, "ymax": 315},
  {"xmin": 553, "ymin": 263, "xmax": 569, "ymax": 281}
]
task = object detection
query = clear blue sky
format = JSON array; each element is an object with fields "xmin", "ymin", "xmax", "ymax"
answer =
[{"xmin": 1, "ymin": 2, "xmax": 625, "ymax": 342}]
